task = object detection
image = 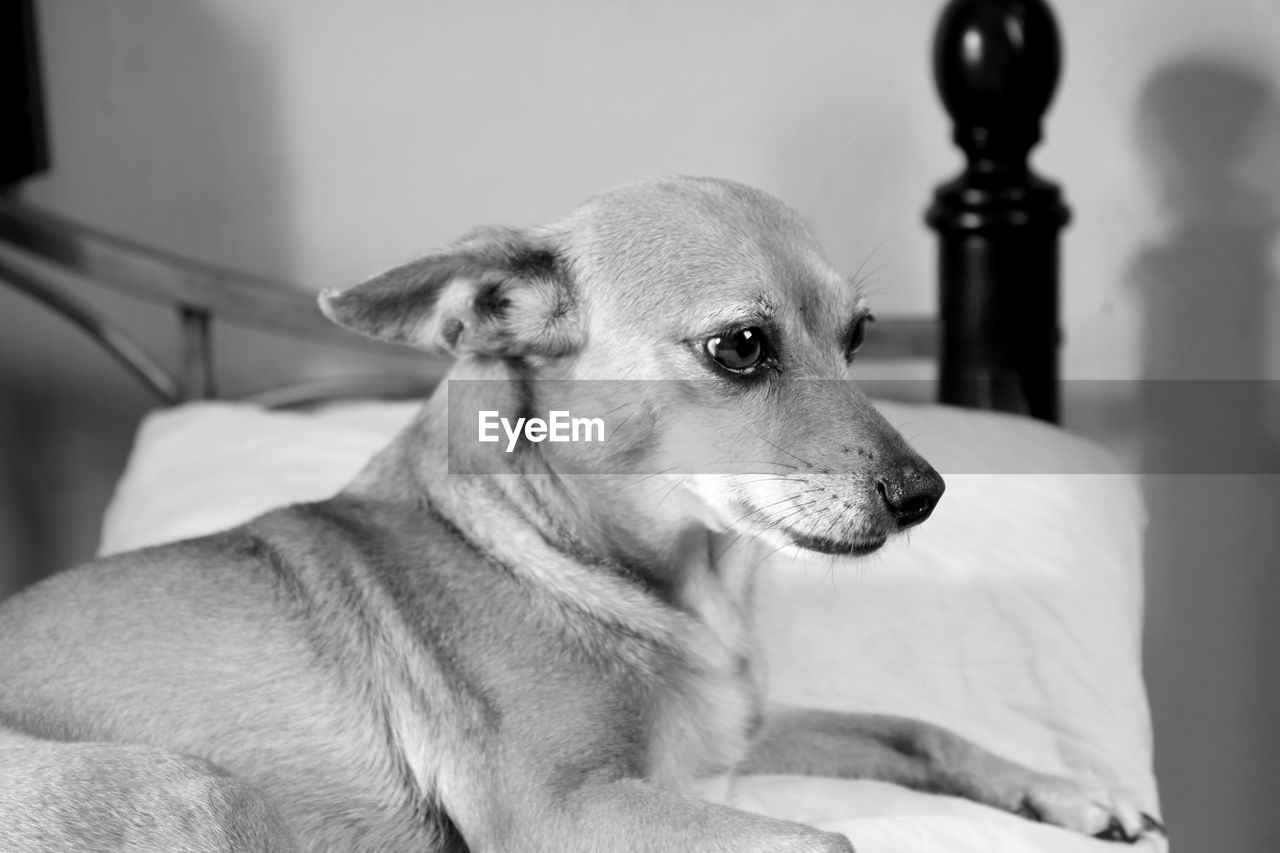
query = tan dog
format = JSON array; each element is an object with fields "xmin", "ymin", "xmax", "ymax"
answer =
[{"xmin": 0, "ymin": 177, "xmax": 1161, "ymax": 851}]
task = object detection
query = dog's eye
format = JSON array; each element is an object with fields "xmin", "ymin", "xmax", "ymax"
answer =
[
  {"xmin": 846, "ymin": 314, "xmax": 874, "ymax": 360},
  {"xmin": 706, "ymin": 327, "xmax": 767, "ymax": 373}
]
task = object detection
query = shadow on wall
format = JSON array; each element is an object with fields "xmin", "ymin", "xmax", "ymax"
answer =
[
  {"xmin": 1129, "ymin": 59, "xmax": 1280, "ymax": 851},
  {"xmin": 0, "ymin": 2, "xmax": 290, "ymax": 598},
  {"xmin": 1132, "ymin": 59, "xmax": 1278, "ymax": 381}
]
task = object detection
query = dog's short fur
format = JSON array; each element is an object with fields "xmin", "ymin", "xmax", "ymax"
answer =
[{"xmin": 0, "ymin": 178, "xmax": 1160, "ymax": 851}]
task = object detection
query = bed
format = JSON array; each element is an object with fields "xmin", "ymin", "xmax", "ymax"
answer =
[{"xmin": 0, "ymin": 1, "xmax": 1164, "ymax": 850}]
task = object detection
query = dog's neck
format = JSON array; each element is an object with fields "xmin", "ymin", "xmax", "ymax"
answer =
[
  {"xmin": 342, "ymin": 359, "xmax": 761, "ymax": 665},
  {"xmin": 348, "ymin": 359, "xmax": 723, "ymax": 599}
]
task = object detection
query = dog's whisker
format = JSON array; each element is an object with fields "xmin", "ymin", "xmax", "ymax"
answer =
[
  {"xmin": 848, "ymin": 239, "xmax": 889, "ymax": 291},
  {"xmin": 851, "ymin": 261, "xmax": 889, "ymax": 292},
  {"xmin": 741, "ymin": 430, "xmax": 818, "ymax": 470},
  {"xmin": 711, "ymin": 532, "xmax": 752, "ymax": 563},
  {"xmin": 750, "ymin": 537, "xmax": 798, "ymax": 572},
  {"xmin": 622, "ymin": 467, "xmax": 683, "ymax": 485},
  {"xmin": 647, "ymin": 478, "xmax": 688, "ymax": 512},
  {"xmin": 761, "ymin": 500, "xmax": 823, "ymax": 536},
  {"xmin": 694, "ymin": 460, "xmax": 803, "ymax": 472}
]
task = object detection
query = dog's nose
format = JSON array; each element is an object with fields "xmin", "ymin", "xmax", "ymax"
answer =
[{"xmin": 876, "ymin": 465, "xmax": 945, "ymax": 529}]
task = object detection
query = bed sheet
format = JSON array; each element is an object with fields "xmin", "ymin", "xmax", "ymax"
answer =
[{"xmin": 99, "ymin": 398, "xmax": 1164, "ymax": 852}]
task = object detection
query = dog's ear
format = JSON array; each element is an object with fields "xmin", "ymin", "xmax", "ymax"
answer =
[{"xmin": 318, "ymin": 226, "xmax": 580, "ymax": 358}]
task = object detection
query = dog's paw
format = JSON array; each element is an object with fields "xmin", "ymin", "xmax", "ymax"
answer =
[{"xmin": 1009, "ymin": 774, "xmax": 1165, "ymax": 843}]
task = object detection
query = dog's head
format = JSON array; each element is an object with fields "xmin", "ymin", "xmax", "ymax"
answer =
[{"xmin": 321, "ymin": 177, "xmax": 942, "ymax": 559}]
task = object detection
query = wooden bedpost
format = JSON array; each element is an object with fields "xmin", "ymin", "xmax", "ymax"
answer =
[{"xmin": 927, "ymin": 0, "xmax": 1070, "ymax": 423}]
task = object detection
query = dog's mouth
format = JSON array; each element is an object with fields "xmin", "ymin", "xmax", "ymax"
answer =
[
  {"xmin": 785, "ymin": 529, "xmax": 888, "ymax": 556},
  {"xmin": 713, "ymin": 498, "xmax": 891, "ymax": 557}
]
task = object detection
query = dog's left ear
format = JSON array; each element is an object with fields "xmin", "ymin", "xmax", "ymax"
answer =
[{"xmin": 318, "ymin": 226, "xmax": 580, "ymax": 359}]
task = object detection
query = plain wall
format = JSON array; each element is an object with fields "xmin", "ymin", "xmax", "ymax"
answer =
[{"xmin": 1, "ymin": 1, "xmax": 1277, "ymax": 849}]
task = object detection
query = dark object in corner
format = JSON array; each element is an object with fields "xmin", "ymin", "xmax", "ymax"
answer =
[
  {"xmin": 0, "ymin": 0, "xmax": 49, "ymax": 186},
  {"xmin": 927, "ymin": 0, "xmax": 1070, "ymax": 423}
]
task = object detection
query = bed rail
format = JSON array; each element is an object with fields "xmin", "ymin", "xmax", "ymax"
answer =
[
  {"xmin": 0, "ymin": 247, "xmax": 185, "ymax": 403},
  {"xmin": 0, "ymin": 198, "xmax": 435, "ymax": 405},
  {"xmin": 0, "ymin": 197, "xmax": 939, "ymax": 406}
]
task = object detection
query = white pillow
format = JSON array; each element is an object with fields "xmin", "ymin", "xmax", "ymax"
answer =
[{"xmin": 99, "ymin": 398, "xmax": 1160, "ymax": 852}]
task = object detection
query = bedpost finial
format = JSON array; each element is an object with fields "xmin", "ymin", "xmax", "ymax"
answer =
[
  {"xmin": 927, "ymin": 0, "xmax": 1069, "ymax": 424},
  {"xmin": 933, "ymin": 0, "xmax": 1062, "ymax": 167}
]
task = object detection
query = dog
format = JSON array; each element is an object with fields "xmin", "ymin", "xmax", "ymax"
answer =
[{"xmin": 0, "ymin": 177, "xmax": 1162, "ymax": 851}]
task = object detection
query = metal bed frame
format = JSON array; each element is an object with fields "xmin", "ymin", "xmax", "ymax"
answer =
[{"xmin": 0, "ymin": 0, "xmax": 1067, "ymax": 421}]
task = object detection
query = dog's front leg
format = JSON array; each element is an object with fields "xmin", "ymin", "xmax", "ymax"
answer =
[
  {"xmin": 454, "ymin": 777, "xmax": 852, "ymax": 853},
  {"xmin": 741, "ymin": 706, "xmax": 1163, "ymax": 843}
]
